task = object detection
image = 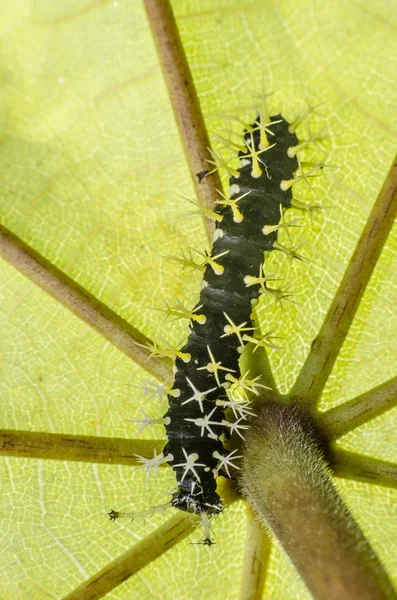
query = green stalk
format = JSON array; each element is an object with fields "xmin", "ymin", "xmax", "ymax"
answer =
[{"xmin": 239, "ymin": 401, "xmax": 396, "ymax": 600}]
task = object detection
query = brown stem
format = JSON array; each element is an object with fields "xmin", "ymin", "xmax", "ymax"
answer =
[
  {"xmin": 320, "ymin": 376, "xmax": 397, "ymax": 439},
  {"xmin": 143, "ymin": 0, "xmax": 223, "ymax": 242},
  {"xmin": 63, "ymin": 481, "xmax": 238, "ymax": 600},
  {"xmin": 290, "ymin": 153, "xmax": 397, "ymax": 409},
  {"xmin": 0, "ymin": 429, "xmax": 164, "ymax": 465},
  {"xmin": 62, "ymin": 512, "xmax": 197, "ymax": 600},
  {"xmin": 0, "ymin": 225, "xmax": 172, "ymax": 382},
  {"xmin": 240, "ymin": 402, "xmax": 396, "ymax": 600},
  {"xmin": 240, "ymin": 508, "xmax": 272, "ymax": 600},
  {"xmin": 330, "ymin": 447, "xmax": 397, "ymax": 489}
]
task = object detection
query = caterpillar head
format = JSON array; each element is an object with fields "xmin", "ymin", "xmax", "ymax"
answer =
[{"xmin": 170, "ymin": 478, "xmax": 223, "ymax": 516}]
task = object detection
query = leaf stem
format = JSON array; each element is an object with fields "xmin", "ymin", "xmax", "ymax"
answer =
[
  {"xmin": 239, "ymin": 508, "xmax": 272, "ymax": 600},
  {"xmin": 320, "ymin": 376, "xmax": 397, "ymax": 439},
  {"xmin": 0, "ymin": 429, "xmax": 164, "ymax": 465},
  {"xmin": 330, "ymin": 447, "xmax": 397, "ymax": 489},
  {"xmin": 290, "ymin": 153, "xmax": 397, "ymax": 409},
  {"xmin": 240, "ymin": 401, "xmax": 397, "ymax": 600},
  {"xmin": 143, "ymin": 0, "xmax": 222, "ymax": 242},
  {"xmin": 0, "ymin": 225, "xmax": 172, "ymax": 382},
  {"xmin": 63, "ymin": 481, "xmax": 238, "ymax": 600},
  {"xmin": 63, "ymin": 512, "xmax": 198, "ymax": 600}
]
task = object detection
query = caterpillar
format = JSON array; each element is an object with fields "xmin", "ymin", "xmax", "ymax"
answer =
[
  {"xmin": 110, "ymin": 104, "xmax": 324, "ymax": 544},
  {"xmin": 163, "ymin": 114, "xmax": 298, "ymax": 517}
]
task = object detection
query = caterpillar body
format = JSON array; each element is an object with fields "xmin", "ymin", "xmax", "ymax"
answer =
[
  {"xmin": 109, "ymin": 108, "xmax": 317, "ymax": 543},
  {"xmin": 163, "ymin": 115, "xmax": 299, "ymax": 521}
]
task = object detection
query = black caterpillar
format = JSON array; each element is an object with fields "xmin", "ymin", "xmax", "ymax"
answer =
[
  {"xmin": 109, "ymin": 111, "xmax": 309, "ymax": 543},
  {"xmin": 163, "ymin": 115, "xmax": 299, "ymax": 524}
]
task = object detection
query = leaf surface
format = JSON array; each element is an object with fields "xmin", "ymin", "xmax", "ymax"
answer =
[{"xmin": 1, "ymin": 0, "xmax": 396, "ymax": 598}]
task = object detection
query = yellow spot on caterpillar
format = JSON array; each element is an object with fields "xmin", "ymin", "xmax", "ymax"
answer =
[
  {"xmin": 262, "ymin": 205, "xmax": 302, "ymax": 242},
  {"xmin": 225, "ymin": 372, "xmax": 269, "ymax": 398},
  {"xmin": 240, "ymin": 133, "xmax": 275, "ymax": 178},
  {"xmin": 221, "ymin": 312, "xmax": 254, "ymax": 345},
  {"xmin": 212, "ymin": 262, "xmax": 224, "ymax": 275},
  {"xmin": 194, "ymin": 249, "xmax": 229, "ymax": 275},
  {"xmin": 280, "ymin": 162, "xmax": 323, "ymax": 191},
  {"xmin": 243, "ymin": 265, "xmax": 279, "ymax": 294},
  {"xmin": 197, "ymin": 346, "xmax": 236, "ymax": 387},
  {"xmin": 215, "ymin": 188, "xmax": 251, "ymax": 223},
  {"xmin": 287, "ymin": 125, "xmax": 330, "ymax": 158},
  {"xmin": 242, "ymin": 331, "xmax": 283, "ymax": 352},
  {"xmin": 146, "ymin": 337, "xmax": 191, "ymax": 363},
  {"xmin": 155, "ymin": 298, "xmax": 207, "ymax": 325}
]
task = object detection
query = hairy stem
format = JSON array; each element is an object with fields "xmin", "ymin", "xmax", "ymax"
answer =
[
  {"xmin": 0, "ymin": 429, "xmax": 164, "ymax": 465},
  {"xmin": 320, "ymin": 376, "xmax": 397, "ymax": 439},
  {"xmin": 240, "ymin": 402, "xmax": 396, "ymax": 600},
  {"xmin": 143, "ymin": 0, "xmax": 222, "ymax": 241},
  {"xmin": 0, "ymin": 225, "xmax": 172, "ymax": 382},
  {"xmin": 291, "ymin": 153, "xmax": 397, "ymax": 409}
]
